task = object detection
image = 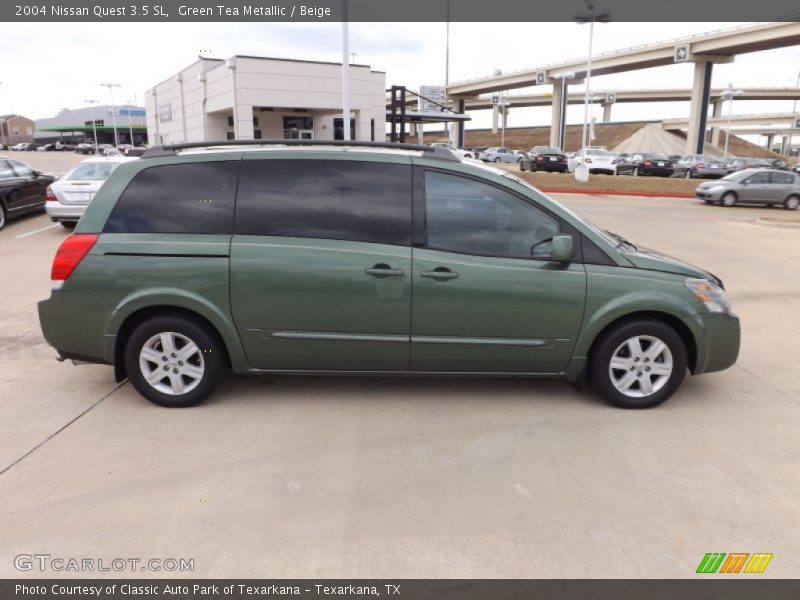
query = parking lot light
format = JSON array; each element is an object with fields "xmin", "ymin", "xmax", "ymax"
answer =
[
  {"xmin": 787, "ymin": 70, "xmax": 800, "ymax": 157},
  {"xmin": 100, "ymin": 82, "xmax": 121, "ymax": 147},
  {"xmin": 84, "ymin": 99, "xmax": 99, "ymax": 153},
  {"xmin": 574, "ymin": 1, "xmax": 611, "ymax": 156},
  {"xmin": 722, "ymin": 83, "xmax": 744, "ymax": 158}
]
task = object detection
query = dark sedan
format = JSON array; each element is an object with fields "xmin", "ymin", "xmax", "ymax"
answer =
[
  {"xmin": 520, "ymin": 146, "xmax": 568, "ymax": 172},
  {"xmin": 616, "ymin": 153, "xmax": 675, "ymax": 177},
  {"xmin": 0, "ymin": 158, "xmax": 55, "ymax": 230}
]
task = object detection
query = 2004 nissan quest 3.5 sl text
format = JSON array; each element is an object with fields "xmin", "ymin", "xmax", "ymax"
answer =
[{"xmin": 38, "ymin": 141, "xmax": 740, "ymax": 409}]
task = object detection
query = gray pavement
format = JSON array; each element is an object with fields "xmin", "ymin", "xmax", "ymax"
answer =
[{"xmin": 0, "ymin": 192, "xmax": 797, "ymax": 579}]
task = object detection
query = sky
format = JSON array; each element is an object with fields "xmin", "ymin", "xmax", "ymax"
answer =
[{"xmin": 0, "ymin": 21, "xmax": 798, "ymax": 140}]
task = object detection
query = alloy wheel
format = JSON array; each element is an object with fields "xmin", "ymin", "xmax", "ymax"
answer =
[
  {"xmin": 608, "ymin": 335, "xmax": 673, "ymax": 398},
  {"xmin": 138, "ymin": 332, "xmax": 205, "ymax": 395}
]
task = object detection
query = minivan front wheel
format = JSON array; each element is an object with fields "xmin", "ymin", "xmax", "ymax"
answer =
[
  {"xmin": 124, "ymin": 315, "xmax": 224, "ymax": 407},
  {"xmin": 591, "ymin": 319, "xmax": 687, "ymax": 409}
]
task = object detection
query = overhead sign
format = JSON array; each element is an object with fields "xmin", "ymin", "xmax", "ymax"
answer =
[
  {"xmin": 606, "ymin": 93, "xmax": 617, "ymax": 103},
  {"xmin": 492, "ymin": 93, "xmax": 500, "ymax": 105},
  {"xmin": 418, "ymin": 85, "xmax": 446, "ymax": 113},
  {"xmin": 674, "ymin": 45, "xmax": 689, "ymax": 63},
  {"xmin": 536, "ymin": 71, "xmax": 546, "ymax": 85}
]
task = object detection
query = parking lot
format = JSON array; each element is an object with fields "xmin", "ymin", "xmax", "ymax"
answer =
[{"xmin": 0, "ymin": 158, "xmax": 798, "ymax": 578}]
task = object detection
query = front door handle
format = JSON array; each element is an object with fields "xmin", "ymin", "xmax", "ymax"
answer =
[
  {"xmin": 421, "ymin": 267, "xmax": 459, "ymax": 281},
  {"xmin": 365, "ymin": 263, "xmax": 404, "ymax": 278}
]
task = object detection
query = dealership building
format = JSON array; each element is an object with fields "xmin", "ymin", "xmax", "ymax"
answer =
[
  {"xmin": 145, "ymin": 56, "xmax": 386, "ymax": 145},
  {"xmin": 35, "ymin": 105, "xmax": 147, "ymax": 145}
]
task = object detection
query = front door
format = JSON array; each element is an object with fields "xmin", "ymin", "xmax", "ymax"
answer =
[
  {"xmin": 410, "ymin": 170, "xmax": 587, "ymax": 373},
  {"xmin": 230, "ymin": 157, "xmax": 414, "ymax": 371}
]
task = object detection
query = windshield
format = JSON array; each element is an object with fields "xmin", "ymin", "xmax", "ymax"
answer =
[
  {"xmin": 65, "ymin": 161, "xmax": 122, "ymax": 181},
  {"xmin": 720, "ymin": 170, "xmax": 751, "ymax": 182}
]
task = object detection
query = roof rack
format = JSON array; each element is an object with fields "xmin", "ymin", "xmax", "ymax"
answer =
[{"xmin": 141, "ymin": 139, "xmax": 460, "ymax": 161}]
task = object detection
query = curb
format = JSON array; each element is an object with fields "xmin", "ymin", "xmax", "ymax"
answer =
[{"xmin": 538, "ymin": 188, "xmax": 695, "ymax": 199}]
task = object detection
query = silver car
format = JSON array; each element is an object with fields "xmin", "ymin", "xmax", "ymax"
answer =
[
  {"xmin": 479, "ymin": 147, "xmax": 518, "ymax": 163},
  {"xmin": 677, "ymin": 154, "xmax": 727, "ymax": 179},
  {"xmin": 694, "ymin": 168, "xmax": 800, "ymax": 210},
  {"xmin": 46, "ymin": 156, "xmax": 137, "ymax": 228}
]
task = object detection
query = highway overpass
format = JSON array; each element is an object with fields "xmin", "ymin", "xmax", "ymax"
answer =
[{"xmin": 443, "ymin": 22, "xmax": 800, "ymax": 154}]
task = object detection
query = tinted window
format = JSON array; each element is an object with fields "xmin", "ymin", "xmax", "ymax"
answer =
[
  {"xmin": 770, "ymin": 172, "xmax": 795, "ymax": 185},
  {"xmin": 104, "ymin": 162, "xmax": 238, "ymax": 234},
  {"xmin": 235, "ymin": 159, "xmax": 412, "ymax": 246},
  {"xmin": 424, "ymin": 171, "xmax": 559, "ymax": 260}
]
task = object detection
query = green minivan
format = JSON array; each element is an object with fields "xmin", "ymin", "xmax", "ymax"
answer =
[{"xmin": 38, "ymin": 141, "xmax": 740, "ymax": 409}]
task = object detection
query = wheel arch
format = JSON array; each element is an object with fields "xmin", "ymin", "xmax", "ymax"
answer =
[{"xmin": 585, "ymin": 310, "xmax": 698, "ymax": 375}]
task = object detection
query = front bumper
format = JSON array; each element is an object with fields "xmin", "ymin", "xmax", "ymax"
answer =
[
  {"xmin": 695, "ymin": 188, "xmax": 725, "ymax": 201},
  {"xmin": 45, "ymin": 202, "xmax": 87, "ymax": 221},
  {"xmin": 692, "ymin": 312, "xmax": 741, "ymax": 375}
]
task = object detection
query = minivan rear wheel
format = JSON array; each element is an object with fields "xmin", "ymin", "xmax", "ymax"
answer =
[
  {"xmin": 590, "ymin": 319, "xmax": 687, "ymax": 409},
  {"xmin": 124, "ymin": 315, "xmax": 224, "ymax": 407}
]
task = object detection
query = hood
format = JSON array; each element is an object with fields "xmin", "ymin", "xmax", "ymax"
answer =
[{"xmin": 625, "ymin": 246, "xmax": 721, "ymax": 284}]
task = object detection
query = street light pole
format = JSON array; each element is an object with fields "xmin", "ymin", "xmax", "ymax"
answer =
[
  {"xmin": 786, "ymin": 70, "xmax": 800, "ymax": 157},
  {"xmin": 84, "ymin": 99, "xmax": 99, "ymax": 153},
  {"xmin": 722, "ymin": 83, "xmax": 743, "ymax": 158},
  {"xmin": 0, "ymin": 82, "xmax": 5, "ymax": 148},
  {"xmin": 574, "ymin": 2, "xmax": 610, "ymax": 159},
  {"xmin": 341, "ymin": 1, "xmax": 351, "ymax": 141},
  {"xmin": 100, "ymin": 82, "xmax": 121, "ymax": 147},
  {"xmin": 126, "ymin": 99, "xmax": 135, "ymax": 146}
]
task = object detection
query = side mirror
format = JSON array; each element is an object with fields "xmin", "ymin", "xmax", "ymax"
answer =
[
  {"xmin": 32, "ymin": 170, "xmax": 42, "ymax": 178},
  {"xmin": 550, "ymin": 235, "xmax": 574, "ymax": 263}
]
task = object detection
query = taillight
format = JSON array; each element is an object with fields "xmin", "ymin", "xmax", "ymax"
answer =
[
  {"xmin": 536, "ymin": 154, "xmax": 543, "ymax": 159},
  {"xmin": 45, "ymin": 185, "xmax": 57, "ymax": 202},
  {"xmin": 644, "ymin": 160, "xmax": 653, "ymax": 166},
  {"xmin": 697, "ymin": 162, "xmax": 705, "ymax": 168},
  {"xmin": 51, "ymin": 234, "xmax": 99, "ymax": 287},
  {"xmin": 585, "ymin": 158, "xmax": 593, "ymax": 164}
]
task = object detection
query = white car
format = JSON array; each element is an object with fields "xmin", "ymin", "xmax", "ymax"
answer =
[
  {"xmin": 568, "ymin": 147, "xmax": 620, "ymax": 175},
  {"xmin": 427, "ymin": 143, "xmax": 475, "ymax": 159},
  {"xmin": 45, "ymin": 156, "xmax": 137, "ymax": 228}
]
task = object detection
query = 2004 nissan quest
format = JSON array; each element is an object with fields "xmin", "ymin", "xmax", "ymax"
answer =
[{"xmin": 38, "ymin": 141, "xmax": 740, "ymax": 409}]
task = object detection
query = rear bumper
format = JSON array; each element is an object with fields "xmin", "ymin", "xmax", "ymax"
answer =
[
  {"xmin": 38, "ymin": 293, "xmax": 110, "ymax": 365},
  {"xmin": 45, "ymin": 202, "xmax": 87, "ymax": 221}
]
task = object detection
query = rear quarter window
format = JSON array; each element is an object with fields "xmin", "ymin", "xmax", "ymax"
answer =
[{"xmin": 103, "ymin": 162, "xmax": 239, "ymax": 234}]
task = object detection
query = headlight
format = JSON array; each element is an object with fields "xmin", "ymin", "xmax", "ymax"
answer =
[
  {"xmin": 707, "ymin": 185, "xmax": 726, "ymax": 191},
  {"xmin": 685, "ymin": 277, "xmax": 732, "ymax": 314}
]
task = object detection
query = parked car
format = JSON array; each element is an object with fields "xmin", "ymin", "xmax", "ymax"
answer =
[
  {"xmin": 46, "ymin": 156, "xmax": 138, "ymax": 228},
  {"xmin": 427, "ymin": 143, "xmax": 474, "ymax": 159},
  {"xmin": 0, "ymin": 158, "xmax": 56, "ymax": 230},
  {"xmin": 10, "ymin": 143, "xmax": 27, "ymax": 151},
  {"xmin": 569, "ymin": 147, "xmax": 619, "ymax": 175},
  {"xmin": 76, "ymin": 143, "xmax": 113, "ymax": 155},
  {"xmin": 676, "ymin": 155, "xmax": 727, "ymax": 179},
  {"xmin": 723, "ymin": 157, "xmax": 753, "ymax": 174},
  {"xmin": 123, "ymin": 146, "xmax": 148, "ymax": 157},
  {"xmin": 23, "ymin": 143, "xmax": 42, "ymax": 151},
  {"xmin": 615, "ymin": 153, "xmax": 675, "ymax": 177},
  {"xmin": 38, "ymin": 141, "xmax": 740, "ymax": 410},
  {"xmin": 55, "ymin": 140, "xmax": 77, "ymax": 151},
  {"xmin": 694, "ymin": 168, "xmax": 800, "ymax": 209},
  {"xmin": 37, "ymin": 143, "xmax": 57, "ymax": 152},
  {"xmin": 479, "ymin": 147, "xmax": 518, "ymax": 163},
  {"xmin": 519, "ymin": 146, "xmax": 568, "ymax": 173}
]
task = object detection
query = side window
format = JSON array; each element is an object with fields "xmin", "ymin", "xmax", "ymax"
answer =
[
  {"xmin": 770, "ymin": 172, "xmax": 794, "ymax": 185},
  {"xmin": 0, "ymin": 161, "xmax": 15, "ymax": 179},
  {"xmin": 235, "ymin": 159, "xmax": 412, "ymax": 246},
  {"xmin": 745, "ymin": 173, "xmax": 770, "ymax": 184},
  {"xmin": 424, "ymin": 171, "xmax": 560, "ymax": 260},
  {"xmin": 8, "ymin": 160, "xmax": 33, "ymax": 177},
  {"xmin": 104, "ymin": 162, "xmax": 238, "ymax": 234}
]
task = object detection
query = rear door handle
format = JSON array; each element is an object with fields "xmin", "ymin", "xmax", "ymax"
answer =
[
  {"xmin": 365, "ymin": 263, "xmax": 404, "ymax": 278},
  {"xmin": 421, "ymin": 268, "xmax": 459, "ymax": 281}
]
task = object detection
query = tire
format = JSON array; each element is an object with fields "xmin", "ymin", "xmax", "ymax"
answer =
[
  {"xmin": 60, "ymin": 221, "xmax": 77, "ymax": 229},
  {"xmin": 721, "ymin": 192, "xmax": 737, "ymax": 207},
  {"xmin": 784, "ymin": 195, "xmax": 799, "ymax": 210},
  {"xmin": 519, "ymin": 162, "xmax": 527, "ymax": 172},
  {"xmin": 684, "ymin": 169, "xmax": 692, "ymax": 179},
  {"xmin": 494, "ymin": 158, "xmax": 501, "ymax": 163},
  {"xmin": 0, "ymin": 203, "xmax": 6, "ymax": 231},
  {"xmin": 124, "ymin": 314, "xmax": 225, "ymax": 407},
  {"xmin": 632, "ymin": 167, "xmax": 639, "ymax": 177},
  {"xmin": 590, "ymin": 319, "xmax": 688, "ymax": 409}
]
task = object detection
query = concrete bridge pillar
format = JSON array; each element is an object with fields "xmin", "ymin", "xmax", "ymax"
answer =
[
  {"xmin": 602, "ymin": 103, "xmax": 612, "ymax": 123},
  {"xmin": 709, "ymin": 98, "xmax": 724, "ymax": 147},
  {"xmin": 686, "ymin": 61, "xmax": 714, "ymax": 155}
]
